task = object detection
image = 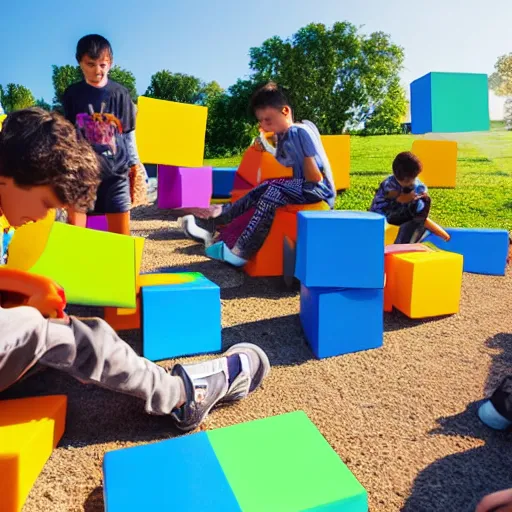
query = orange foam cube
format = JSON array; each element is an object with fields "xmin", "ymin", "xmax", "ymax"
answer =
[
  {"xmin": 320, "ymin": 135, "xmax": 350, "ymax": 190},
  {"xmin": 0, "ymin": 395, "xmax": 67, "ymax": 512}
]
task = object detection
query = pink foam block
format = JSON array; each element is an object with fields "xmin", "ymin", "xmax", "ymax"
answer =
[
  {"xmin": 157, "ymin": 165, "xmax": 212, "ymax": 209},
  {"xmin": 86, "ymin": 215, "xmax": 108, "ymax": 231}
]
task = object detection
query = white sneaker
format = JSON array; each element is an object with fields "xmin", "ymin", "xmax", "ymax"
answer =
[{"xmin": 181, "ymin": 215, "xmax": 214, "ymax": 247}]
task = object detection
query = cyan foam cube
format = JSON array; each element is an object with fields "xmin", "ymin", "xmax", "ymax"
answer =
[
  {"xmin": 212, "ymin": 167, "xmax": 237, "ymax": 198},
  {"xmin": 295, "ymin": 211, "xmax": 385, "ymax": 289},
  {"xmin": 411, "ymin": 72, "xmax": 490, "ymax": 134},
  {"xmin": 103, "ymin": 432, "xmax": 240, "ymax": 512},
  {"xmin": 424, "ymin": 228, "xmax": 509, "ymax": 276},
  {"xmin": 300, "ymin": 285, "xmax": 383, "ymax": 359},
  {"xmin": 157, "ymin": 165, "xmax": 212, "ymax": 209},
  {"xmin": 141, "ymin": 272, "xmax": 221, "ymax": 361}
]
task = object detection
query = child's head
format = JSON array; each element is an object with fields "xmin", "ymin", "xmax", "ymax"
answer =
[
  {"xmin": 76, "ymin": 34, "xmax": 113, "ymax": 86},
  {"xmin": 392, "ymin": 152, "xmax": 422, "ymax": 188},
  {"xmin": 0, "ymin": 108, "xmax": 100, "ymax": 227},
  {"xmin": 250, "ymin": 82, "xmax": 293, "ymax": 134}
]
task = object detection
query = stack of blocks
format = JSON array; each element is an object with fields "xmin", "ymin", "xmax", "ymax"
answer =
[
  {"xmin": 104, "ymin": 272, "xmax": 221, "ymax": 361},
  {"xmin": 134, "ymin": 96, "xmax": 211, "ymax": 209},
  {"xmin": 103, "ymin": 411, "xmax": 368, "ymax": 511},
  {"xmin": 0, "ymin": 395, "xmax": 67, "ymax": 512},
  {"xmin": 295, "ymin": 211, "xmax": 385, "ymax": 359}
]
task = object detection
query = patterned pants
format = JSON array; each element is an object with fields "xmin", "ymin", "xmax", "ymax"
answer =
[
  {"xmin": 214, "ymin": 178, "xmax": 325, "ymax": 260},
  {"xmin": 385, "ymin": 196, "xmax": 431, "ymax": 244}
]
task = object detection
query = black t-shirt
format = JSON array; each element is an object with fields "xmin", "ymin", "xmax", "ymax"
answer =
[
  {"xmin": 63, "ymin": 80, "xmax": 134, "ymax": 179},
  {"xmin": 62, "ymin": 80, "xmax": 135, "ymax": 133}
]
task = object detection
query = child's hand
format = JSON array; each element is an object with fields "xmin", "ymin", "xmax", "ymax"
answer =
[
  {"xmin": 475, "ymin": 488, "xmax": 512, "ymax": 512},
  {"xmin": 396, "ymin": 191, "xmax": 417, "ymax": 204}
]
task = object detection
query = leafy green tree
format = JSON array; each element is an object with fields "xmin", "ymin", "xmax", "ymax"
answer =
[
  {"xmin": 363, "ymin": 78, "xmax": 407, "ymax": 134},
  {"xmin": 35, "ymin": 98, "xmax": 52, "ymax": 111},
  {"xmin": 247, "ymin": 22, "xmax": 405, "ymax": 134},
  {"xmin": 489, "ymin": 53, "xmax": 512, "ymax": 96},
  {"xmin": 109, "ymin": 65, "xmax": 138, "ymax": 101},
  {"xmin": 145, "ymin": 71, "xmax": 203, "ymax": 104},
  {"xmin": 0, "ymin": 83, "xmax": 36, "ymax": 113}
]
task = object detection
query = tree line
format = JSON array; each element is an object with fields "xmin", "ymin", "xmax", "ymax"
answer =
[{"xmin": 1, "ymin": 22, "xmax": 412, "ymax": 156}]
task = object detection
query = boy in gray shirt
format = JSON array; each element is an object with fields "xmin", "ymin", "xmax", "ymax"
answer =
[{"xmin": 0, "ymin": 107, "xmax": 269, "ymax": 432}]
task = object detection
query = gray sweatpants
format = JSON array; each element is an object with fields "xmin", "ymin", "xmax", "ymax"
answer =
[{"xmin": 0, "ymin": 306, "xmax": 182, "ymax": 415}]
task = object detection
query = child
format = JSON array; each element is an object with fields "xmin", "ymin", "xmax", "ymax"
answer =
[
  {"xmin": 370, "ymin": 152, "xmax": 431, "ymax": 244},
  {"xmin": 62, "ymin": 34, "xmax": 146, "ymax": 236},
  {"xmin": 181, "ymin": 82, "xmax": 336, "ymax": 266},
  {"xmin": 0, "ymin": 108, "xmax": 270, "ymax": 432}
]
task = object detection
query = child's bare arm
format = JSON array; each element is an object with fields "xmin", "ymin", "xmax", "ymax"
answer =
[{"xmin": 303, "ymin": 156, "xmax": 323, "ymax": 183}]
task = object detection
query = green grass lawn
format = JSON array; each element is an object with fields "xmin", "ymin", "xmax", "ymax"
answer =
[{"xmin": 205, "ymin": 126, "xmax": 512, "ymax": 230}]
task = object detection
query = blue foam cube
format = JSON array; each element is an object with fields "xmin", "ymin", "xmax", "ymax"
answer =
[
  {"xmin": 295, "ymin": 211, "xmax": 385, "ymax": 289},
  {"xmin": 424, "ymin": 228, "xmax": 509, "ymax": 276},
  {"xmin": 300, "ymin": 285, "xmax": 383, "ymax": 359},
  {"xmin": 103, "ymin": 432, "xmax": 240, "ymax": 512},
  {"xmin": 212, "ymin": 167, "xmax": 237, "ymax": 198},
  {"xmin": 141, "ymin": 273, "xmax": 221, "ymax": 361}
]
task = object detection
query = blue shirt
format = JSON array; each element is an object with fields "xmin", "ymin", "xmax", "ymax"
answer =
[
  {"xmin": 370, "ymin": 175, "xmax": 428, "ymax": 214},
  {"xmin": 275, "ymin": 122, "xmax": 336, "ymax": 207}
]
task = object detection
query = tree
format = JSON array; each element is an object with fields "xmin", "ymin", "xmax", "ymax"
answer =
[
  {"xmin": 0, "ymin": 83, "xmax": 36, "ymax": 113},
  {"xmin": 145, "ymin": 71, "xmax": 203, "ymax": 104},
  {"xmin": 35, "ymin": 98, "xmax": 52, "ymax": 111},
  {"xmin": 489, "ymin": 53, "xmax": 512, "ymax": 96},
  {"xmin": 109, "ymin": 65, "xmax": 137, "ymax": 101},
  {"xmin": 363, "ymin": 78, "xmax": 407, "ymax": 134},
  {"xmin": 51, "ymin": 64, "xmax": 82, "ymax": 107},
  {"xmin": 52, "ymin": 64, "xmax": 138, "ymax": 108},
  {"xmin": 247, "ymin": 22, "xmax": 405, "ymax": 134}
]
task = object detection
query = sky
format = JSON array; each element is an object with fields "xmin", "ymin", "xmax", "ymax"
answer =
[{"xmin": 1, "ymin": 0, "xmax": 510, "ymax": 119}]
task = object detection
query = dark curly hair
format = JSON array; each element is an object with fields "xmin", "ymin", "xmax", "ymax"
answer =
[
  {"xmin": 392, "ymin": 151, "xmax": 423, "ymax": 181},
  {"xmin": 0, "ymin": 108, "xmax": 101, "ymax": 211}
]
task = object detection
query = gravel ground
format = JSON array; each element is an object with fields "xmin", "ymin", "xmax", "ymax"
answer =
[{"xmin": 3, "ymin": 204, "xmax": 511, "ymax": 512}]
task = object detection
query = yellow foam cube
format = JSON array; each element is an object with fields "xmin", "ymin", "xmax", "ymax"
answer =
[
  {"xmin": 320, "ymin": 135, "xmax": 350, "ymax": 190},
  {"xmin": 0, "ymin": 114, "xmax": 7, "ymax": 130},
  {"xmin": 387, "ymin": 250, "xmax": 463, "ymax": 318},
  {"xmin": 411, "ymin": 140, "xmax": 457, "ymax": 188},
  {"xmin": 136, "ymin": 96, "xmax": 207, "ymax": 167},
  {"xmin": 384, "ymin": 222, "xmax": 399, "ymax": 246},
  {"xmin": 0, "ymin": 395, "xmax": 67, "ymax": 512}
]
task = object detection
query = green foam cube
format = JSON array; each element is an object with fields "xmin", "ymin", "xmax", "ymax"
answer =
[{"xmin": 207, "ymin": 411, "xmax": 368, "ymax": 511}]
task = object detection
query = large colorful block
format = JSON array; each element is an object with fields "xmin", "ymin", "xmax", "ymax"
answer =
[
  {"xmin": 320, "ymin": 134, "xmax": 350, "ymax": 190},
  {"xmin": 411, "ymin": 72, "xmax": 490, "ymax": 134},
  {"xmin": 0, "ymin": 113, "xmax": 7, "ymax": 130},
  {"xmin": 386, "ymin": 250, "xmax": 463, "ymax": 318},
  {"xmin": 295, "ymin": 211, "xmax": 385, "ymax": 289},
  {"xmin": 104, "ymin": 272, "xmax": 198, "ymax": 331},
  {"xmin": 384, "ymin": 222, "xmax": 399, "ymax": 246},
  {"xmin": 157, "ymin": 165, "xmax": 212, "ymax": 209},
  {"xmin": 245, "ymin": 202, "xmax": 330, "ymax": 277},
  {"xmin": 141, "ymin": 272, "xmax": 221, "ymax": 361},
  {"xmin": 411, "ymin": 140, "xmax": 458, "ymax": 188},
  {"xmin": 300, "ymin": 285, "xmax": 383, "ymax": 359},
  {"xmin": 424, "ymin": 228, "xmax": 509, "ymax": 276},
  {"xmin": 86, "ymin": 214, "xmax": 108, "ymax": 232},
  {"xmin": 6, "ymin": 210, "xmax": 139, "ymax": 308},
  {"xmin": 0, "ymin": 395, "xmax": 67, "ymax": 512},
  {"xmin": 103, "ymin": 411, "xmax": 368, "ymax": 512},
  {"xmin": 136, "ymin": 96, "xmax": 207, "ymax": 167},
  {"xmin": 212, "ymin": 167, "xmax": 237, "ymax": 198}
]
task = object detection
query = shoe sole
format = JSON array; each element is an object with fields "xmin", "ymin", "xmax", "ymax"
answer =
[
  {"xmin": 224, "ymin": 342, "xmax": 271, "ymax": 396},
  {"xmin": 181, "ymin": 215, "xmax": 213, "ymax": 246}
]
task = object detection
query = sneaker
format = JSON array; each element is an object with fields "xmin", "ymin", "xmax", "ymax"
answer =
[
  {"xmin": 170, "ymin": 343, "xmax": 270, "ymax": 432},
  {"xmin": 205, "ymin": 241, "xmax": 248, "ymax": 267},
  {"xmin": 181, "ymin": 215, "xmax": 215, "ymax": 247},
  {"xmin": 478, "ymin": 400, "xmax": 512, "ymax": 430}
]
